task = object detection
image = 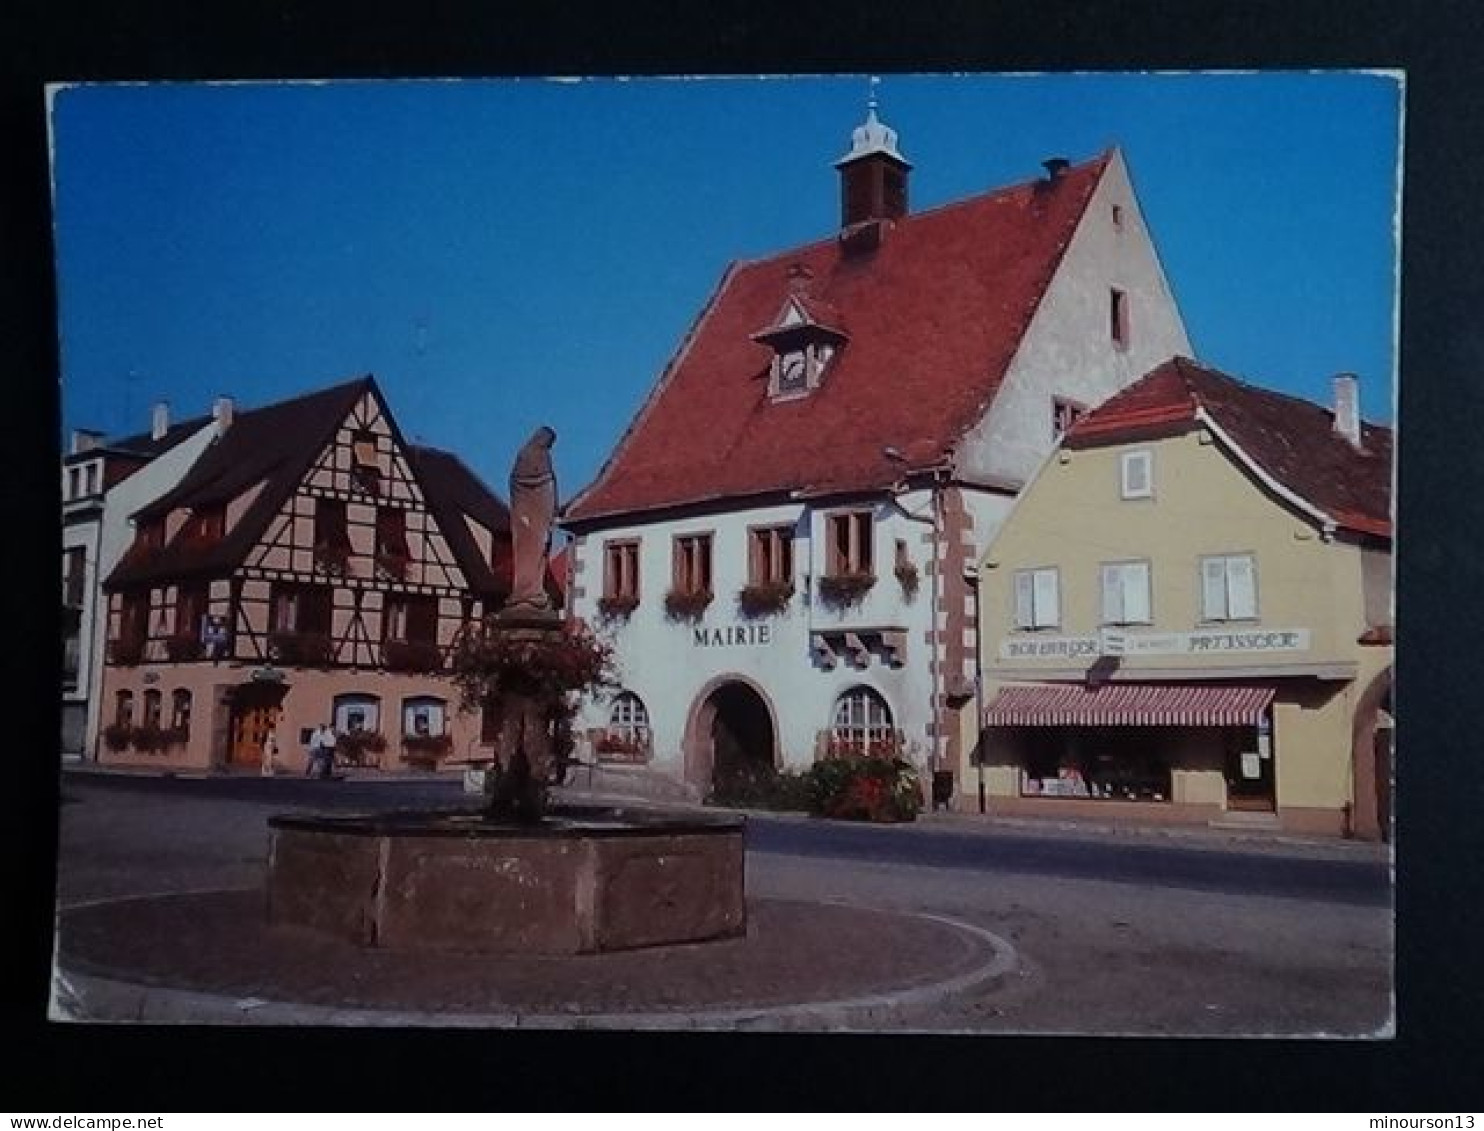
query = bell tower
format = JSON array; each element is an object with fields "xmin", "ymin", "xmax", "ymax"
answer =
[{"xmin": 835, "ymin": 79, "xmax": 911, "ymax": 230}]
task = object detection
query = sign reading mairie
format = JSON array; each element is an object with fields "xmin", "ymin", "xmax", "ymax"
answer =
[
  {"xmin": 1000, "ymin": 628, "xmax": 1311, "ymax": 661},
  {"xmin": 694, "ymin": 624, "xmax": 774, "ymax": 648}
]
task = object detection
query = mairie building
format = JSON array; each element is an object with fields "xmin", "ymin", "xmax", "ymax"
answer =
[
  {"xmin": 971, "ymin": 358, "xmax": 1393, "ymax": 838},
  {"xmin": 97, "ymin": 375, "xmax": 519, "ymax": 774},
  {"xmin": 561, "ymin": 104, "xmax": 1191, "ymax": 797}
]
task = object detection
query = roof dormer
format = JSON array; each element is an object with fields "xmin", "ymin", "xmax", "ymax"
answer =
[{"xmin": 751, "ymin": 272, "xmax": 848, "ymax": 401}]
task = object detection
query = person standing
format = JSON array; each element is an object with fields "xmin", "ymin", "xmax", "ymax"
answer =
[{"xmin": 313, "ymin": 723, "xmax": 338, "ymax": 780}]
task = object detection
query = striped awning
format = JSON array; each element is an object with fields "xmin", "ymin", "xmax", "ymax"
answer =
[{"xmin": 984, "ymin": 683, "xmax": 1274, "ymax": 727}]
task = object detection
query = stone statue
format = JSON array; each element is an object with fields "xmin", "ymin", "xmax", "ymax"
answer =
[{"xmin": 503, "ymin": 425, "xmax": 557, "ymax": 616}]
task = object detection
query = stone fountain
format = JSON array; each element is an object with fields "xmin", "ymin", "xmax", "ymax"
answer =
[{"xmin": 266, "ymin": 427, "xmax": 745, "ymax": 955}]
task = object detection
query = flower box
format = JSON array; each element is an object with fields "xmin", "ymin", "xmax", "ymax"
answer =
[
  {"xmin": 817, "ymin": 572, "xmax": 876, "ymax": 609},
  {"xmin": 596, "ymin": 594, "xmax": 639, "ymax": 620},
  {"xmin": 664, "ymin": 588, "xmax": 713, "ymax": 621},
  {"xmin": 594, "ymin": 732, "xmax": 649, "ymax": 763},
  {"xmin": 737, "ymin": 580, "xmax": 795, "ymax": 618},
  {"xmin": 401, "ymin": 732, "xmax": 453, "ymax": 769},
  {"xmin": 337, "ymin": 730, "xmax": 388, "ymax": 766}
]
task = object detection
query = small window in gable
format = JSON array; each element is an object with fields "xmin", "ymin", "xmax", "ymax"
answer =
[
  {"xmin": 1111, "ymin": 203, "xmax": 1124, "ymax": 230},
  {"xmin": 1110, "ymin": 288, "xmax": 1130, "ymax": 348},
  {"xmin": 1120, "ymin": 450, "xmax": 1153, "ymax": 499},
  {"xmin": 1052, "ymin": 397, "xmax": 1086, "ymax": 441}
]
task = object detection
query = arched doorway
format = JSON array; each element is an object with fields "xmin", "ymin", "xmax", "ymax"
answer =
[
  {"xmin": 227, "ymin": 679, "xmax": 289, "ymax": 770},
  {"xmin": 684, "ymin": 677, "xmax": 777, "ymax": 792}
]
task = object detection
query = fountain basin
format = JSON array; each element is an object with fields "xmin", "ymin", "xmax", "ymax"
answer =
[{"xmin": 267, "ymin": 805, "xmax": 746, "ymax": 955}]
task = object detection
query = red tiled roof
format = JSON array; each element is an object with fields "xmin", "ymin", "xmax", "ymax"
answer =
[
  {"xmin": 106, "ymin": 376, "xmax": 513, "ymax": 594},
  {"xmin": 1065, "ymin": 357, "xmax": 1393, "ymax": 538},
  {"xmin": 566, "ymin": 152, "xmax": 1113, "ymax": 522}
]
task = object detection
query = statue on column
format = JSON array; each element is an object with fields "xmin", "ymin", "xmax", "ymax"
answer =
[{"xmin": 502, "ymin": 425, "xmax": 558, "ymax": 619}]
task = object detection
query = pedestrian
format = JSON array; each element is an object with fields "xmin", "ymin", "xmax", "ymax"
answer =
[
  {"xmin": 314, "ymin": 723, "xmax": 338, "ymax": 780},
  {"xmin": 261, "ymin": 729, "xmax": 278, "ymax": 777},
  {"xmin": 303, "ymin": 726, "xmax": 319, "ymax": 778}
]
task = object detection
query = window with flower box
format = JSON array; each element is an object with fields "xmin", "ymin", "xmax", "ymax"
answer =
[
  {"xmin": 740, "ymin": 526, "xmax": 795, "ymax": 615},
  {"xmin": 598, "ymin": 691, "xmax": 651, "ymax": 762},
  {"xmin": 830, "ymin": 686, "xmax": 896, "ymax": 758},
  {"xmin": 142, "ymin": 688, "xmax": 162, "ymax": 729},
  {"xmin": 171, "ymin": 689, "xmax": 192, "ymax": 733},
  {"xmin": 268, "ymin": 583, "xmax": 334, "ymax": 665},
  {"xmin": 600, "ymin": 540, "xmax": 640, "ymax": 617},
  {"xmin": 383, "ymin": 595, "xmax": 441, "ymax": 672},
  {"xmin": 666, "ymin": 533, "xmax": 713, "ymax": 619}
]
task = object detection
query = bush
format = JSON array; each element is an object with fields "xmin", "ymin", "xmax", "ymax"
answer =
[
  {"xmin": 707, "ymin": 762, "xmax": 813, "ymax": 812},
  {"xmin": 807, "ymin": 754, "xmax": 922, "ymax": 822}
]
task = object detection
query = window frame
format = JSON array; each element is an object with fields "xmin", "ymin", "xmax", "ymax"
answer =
[
  {"xmin": 63, "ymin": 546, "xmax": 87, "ymax": 607},
  {"xmin": 1012, "ymin": 566, "xmax": 1061, "ymax": 631},
  {"xmin": 671, "ymin": 531, "xmax": 714, "ymax": 598},
  {"xmin": 825, "ymin": 509, "xmax": 874, "ymax": 578},
  {"xmin": 830, "ymin": 686, "xmax": 896, "ymax": 756},
  {"xmin": 1199, "ymin": 552, "xmax": 1260, "ymax": 623},
  {"xmin": 748, "ymin": 524, "xmax": 795, "ymax": 587},
  {"xmin": 1099, "ymin": 559, "xmax": 1154, "ymax": 626},
  {"xmin": 607, "ymin": 690, "xmax": 652, "ymax": 751},
  {"xmin": 1119, "ymin": 449, "xmax": 1154, "ymax": 500},
  {"xmin": 384, "ymin": 593, "xmax": 438, "ymax": 643},
  {"xmin": 401, "ymin": 695, "xmax": 447, "ymax": 739},
  {"xmin": 603, "ymin": 539, "xmax": 641, "ymax": 601},
  {"xmin": 1109, "ymin": 287, "xmax": 1130, "ymax": 349},
  {"xmin": 332, "ymin": 693, "xmax": 381, "ymax": 735},
  {"xmin": 1051, "ymin": 396, "xmax": 1087, "ymax": 441}
]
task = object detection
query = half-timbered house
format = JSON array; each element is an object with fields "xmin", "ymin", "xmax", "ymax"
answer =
[{"xmin": 98, "ymin": 375, "xmax": 515, "ymax": 773}]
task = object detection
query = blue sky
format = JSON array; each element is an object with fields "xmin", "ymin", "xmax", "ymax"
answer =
[{"xmin": 49, "ymin": 73, "xmax": 1401, "ymax": 497}]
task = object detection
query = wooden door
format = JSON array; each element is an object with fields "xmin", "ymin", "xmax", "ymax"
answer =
[
  {"xmin": 228, "ymin": 684, "xmax": 284, "ymax": 768},
  {"xmin": 1224, "ymin": 726, "xmax": 1275, "ymax": 811}
]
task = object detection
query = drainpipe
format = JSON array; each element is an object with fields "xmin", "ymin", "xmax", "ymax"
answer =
[{"xmin": 964, "ymin": 567, "xmax": 986, "ymax": 813}]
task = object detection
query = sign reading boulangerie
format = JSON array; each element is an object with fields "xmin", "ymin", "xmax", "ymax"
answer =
[{"xmin": 1000, "ymin": 628, "xmax": 1311, "ymax": 661}]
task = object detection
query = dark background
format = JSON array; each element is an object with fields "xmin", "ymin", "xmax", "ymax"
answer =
[{"xmin": 4, "ymin": 0, "xmax": 1481, "ymax": 1111}]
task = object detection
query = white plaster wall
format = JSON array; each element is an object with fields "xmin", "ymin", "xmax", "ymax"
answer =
[
  {"xmin": 568, "ymin": 494, "xmax": 938, "ymax": 777},
  {"xmin": 959, "ymin": 150, "xmax": 1193, "ymax": 487},
  {"xmin": 61, "ymin": 515, "xmax": 102, "ymax": 755},
  {"xmin": 80, "ymin": 423, "xmax": 219, "ymax": 757}
]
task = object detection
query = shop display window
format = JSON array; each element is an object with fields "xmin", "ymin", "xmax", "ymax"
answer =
[{"xmin": 1020, "ymin": 728, "xmax": 1172, "ymax": 802}]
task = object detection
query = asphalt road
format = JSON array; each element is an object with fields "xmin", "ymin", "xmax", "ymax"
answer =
[{"xmin": 63, "ymin": 771, "xmax": 1390, "ymax": 907}]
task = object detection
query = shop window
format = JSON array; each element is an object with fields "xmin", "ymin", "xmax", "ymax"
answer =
[
  {"xmin": 402, "ymin": 696, "xmax": 446, "ymax": 738},
  {"xmin": 1120, "ymin": 450, "xmax": 1153, "ymax": 499},
  {"xmin": 1014, "ymin": 567, "xmax": 1061, "ymax": 630},
  {"xmin": 600, "ymin": 691, "xmax": 651, "ymax": 760},
  {"xmin": 1100, "ymin": 560, "xmax": 1152, "ymax": 625},
  {"xmin": 603, "ymin": 540, "xmax": 640, "ymax": 603},
  {"xmin": 171, "ymin": 689, "xmax": 192, "ymax": 732},
  {"xmin": 749, "ymin": 526, "xmax": 794, "ymax": 587},
  {"xmin": 826, "ymin": 511, "xmax": 873, "ymax": 577},
  {"xmin": 672, "ymin": 533, "xmax": 713, "ymax": 597},
  {"xmin": 114, "ymin": 690, "xmax": 134, "ymax": 727},
  {"xmin": 1021, "ymin": 730, "xmax": 1171, "ymax": 801},
  {"xmin": 1201, "ymin": 554, "xmax": 1258, "ymax": 621},
  {"xmin": 142, "ymin": 688, "xmax": 162, "ymax": 729},
  {"xmin": 333, "ymin": 693, "xmax": 380, "ymax": 735},
  {"xmin": 830, "ymin": 686, "xmax": 895, "ymax": 757}
]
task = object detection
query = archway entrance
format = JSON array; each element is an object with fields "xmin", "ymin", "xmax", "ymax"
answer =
[
  {"xmin": 227, "ymin": 680, "xmax": 288, "ymax": 770},
  {"xmin": 684, "ymin": 678, "xmax": 777, "ymax": 793}
]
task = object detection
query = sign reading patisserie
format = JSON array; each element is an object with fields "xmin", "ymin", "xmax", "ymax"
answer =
[{"xmin": 1000, "ymin": 628, "xmax": 1311, "ymax": 661}]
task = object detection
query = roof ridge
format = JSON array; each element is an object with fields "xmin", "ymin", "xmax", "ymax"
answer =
[
  {"xmin": 1175, "ymin": 355, "xmax": 1393, "ymax": 433},
  {"xmin": 732, "ymin": 150, "xmax": 1112, "ymax": 274}
]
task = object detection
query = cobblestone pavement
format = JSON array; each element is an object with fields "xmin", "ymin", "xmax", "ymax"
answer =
[{"xmin": 51, "ymin": 775, "xmax": 1393, "ymax": 1034}]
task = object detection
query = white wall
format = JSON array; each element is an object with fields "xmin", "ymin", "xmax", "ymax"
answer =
[
  {"xmin": 959, "ymin": 150, "xmax": 1192, "ymax": 487},
  {"xmin": 568, "ymin": 493, "xmax": 939, "ymax": 778},
  {"xmin": 77, "ymin": 424, "xmax": 219, "ymax": 757}
]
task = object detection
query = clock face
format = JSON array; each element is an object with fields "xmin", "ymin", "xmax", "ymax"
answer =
[{"xmin": 779, "ymin": 351, "xmax": 807, "ymax": 391}]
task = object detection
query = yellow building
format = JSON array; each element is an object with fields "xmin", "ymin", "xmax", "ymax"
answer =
[{"xmin": 966, "ymin": 358, "xmax": 1393, "ymax": 838}]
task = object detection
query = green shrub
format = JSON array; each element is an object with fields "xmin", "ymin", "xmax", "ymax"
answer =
[{"xmin": 707, "ymin": 762, "xmax": 813, "ymax": 811}]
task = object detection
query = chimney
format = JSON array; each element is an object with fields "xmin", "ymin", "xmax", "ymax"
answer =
[
  {"xmin": 151, "ymin": 400, "xmax": 170, "ymax": 441},
  {"xmin": 212, "ymin": 395, "xmax": 235, "ymax": 434},
  {"xmin": 1332, "ymin": 373, "xmax": 1361, "ymax": 447},
  {"xmin": 70, "ymin": 429, "xmax": 104, "ymax": 455},
  {"xmin": 1042, "ymin": 156, "xmax": 1070, "ymax": 181}
]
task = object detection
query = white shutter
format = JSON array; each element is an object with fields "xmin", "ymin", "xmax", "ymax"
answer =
[
  {"xmin": 1014, "ymin": 571, "xmax": 1035, "ymax": 629},
  {"xmin": 1123, "ymin": 562, "xmax": 1151, "ymax": 623},
  {"xmin": 1033, "ymin": 569, "xmax": 1060, "ymax": 628},
  {"xmin": 1228, "ymin": 555, "xmax": 1257, "ymax": 619},
  {"xmin": 1101, "ymin": 564, "xmax": 1123, "ymax": 623},
  {"xmin": 1120, "ymin": 451, "xmax": 1152, "ymax": 498},
  {"xmin": 1202, "ymin": 558, "xmax": 1228, "ymax": 620}
]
